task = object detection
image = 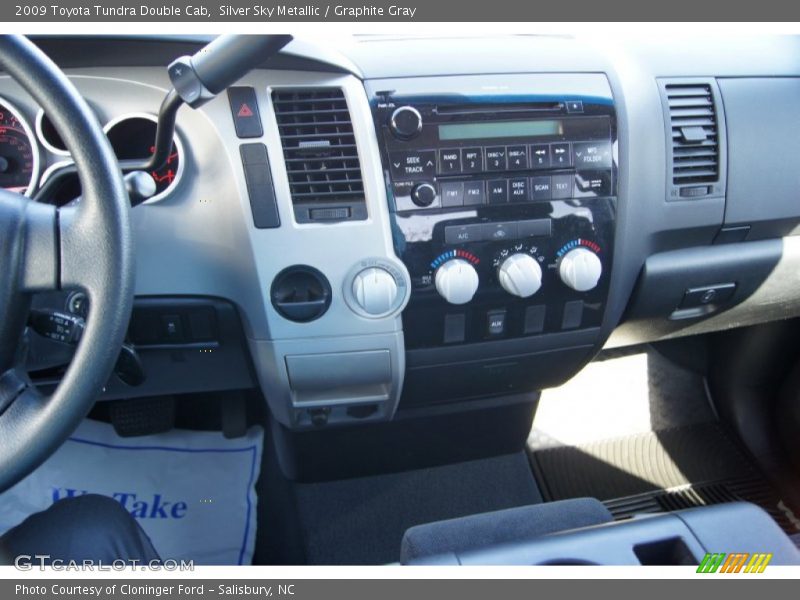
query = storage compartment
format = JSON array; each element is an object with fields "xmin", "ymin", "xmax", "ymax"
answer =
[
  {"xmin": 623, "ymin": 239, "xmax": 781, "ymax": 323},
  {"xmin": 401, "ymin": 345, "xmax": 595, "ymax": 407},
  {"xmin": 285, "ymin": 350, "xmax": 392, "ymax": 405},
  {"xmin": 718, "ymin": 78, "xmax": 800, "ymax": 240}
]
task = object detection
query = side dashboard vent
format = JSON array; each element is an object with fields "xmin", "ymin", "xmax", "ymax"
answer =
[
  {"xmin": 660, "ymin": 79, "xmax": 726, "ymax": 200},
  {"xmin": 272, "ymin": 88, "xmax": 367, "ymax": 222}
]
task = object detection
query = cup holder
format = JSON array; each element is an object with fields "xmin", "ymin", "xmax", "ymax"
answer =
[{"xmin": 271, "ymin": 265, "xmax": 332, "ymax": 323}]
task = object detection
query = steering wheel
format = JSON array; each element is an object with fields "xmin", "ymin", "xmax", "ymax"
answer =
[{"xmin": 0, "ymin": 36, "xmax": 134, "ymax": 491}]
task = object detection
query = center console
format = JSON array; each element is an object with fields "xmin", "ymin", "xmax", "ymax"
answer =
[{"xmin": 366, "ymin": 74, "xmax": 618, "ymax": 405}]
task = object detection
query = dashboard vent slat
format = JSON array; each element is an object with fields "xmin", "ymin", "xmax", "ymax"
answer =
[
  {"xmin": 664, "ymin": 82, "xmax": 721, "ymax": 186},
  {"xmin": 272, "ymin": 88, "xmax": 367, "ymax": 222}
]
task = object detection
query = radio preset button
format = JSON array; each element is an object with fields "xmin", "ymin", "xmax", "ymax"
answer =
[
  {"xmin": 440, "ymin": 182, "xmax": 465, "ymax": 207},
  {"xmin": 439, "ymin": 148, "xmax": 462, "ymax": 174},
  {"xmin": 487, "ymin": 179, "xmax": 508, "ymax": 204},
  {"xmin": 530, "ymin": 144, "xmax": 551, "ymax": 168},
  {"xmin": 531, "ymin": 176, "xmax": 553, "ymax": 201},
  {"xmin": 507, "ymin": 145, "xmax": 528, "ymax": 170},
  {"xmin": 552, "ymin": 174, "xmax": 573, "ymax": 199},
  {"xmin": 389, "ymin": 150, "xmax": 437, "ymax": 180},
  {"xmin": 485, "ymin": 147, "xmax": 507, "ymax": 171},
  {"xmin": 509, "ymin": 178, "xmax": 528, "ymax": 202},
  {"xmin": 461, "ymin": 147, "xmax": 483, "ymax": 173},
  {"xmin": 551, "ymin": 143, "xmax": 572, "ymax": 167},
  {"xmin": 463, "ymin": 181, "xmax": 486, "ymax": 205}
]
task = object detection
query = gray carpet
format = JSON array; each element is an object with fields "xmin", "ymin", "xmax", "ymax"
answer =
[{"xmin": 293, "ymin": 452, "xmax": 542, "ymax": 565}]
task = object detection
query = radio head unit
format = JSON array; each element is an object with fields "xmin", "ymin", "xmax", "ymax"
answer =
[
  {"xmin": 375, "ymin": 93, "xmax": 615, "ymax": 212},
  {"xmin": 366, "ymin": 74, "xmax": 617, "ymax": 351}
]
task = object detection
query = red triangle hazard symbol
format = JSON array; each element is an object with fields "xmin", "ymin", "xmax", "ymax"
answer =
[{"xmin": 237, "ymin": 103, "xmax": 254, "ymax": 118}]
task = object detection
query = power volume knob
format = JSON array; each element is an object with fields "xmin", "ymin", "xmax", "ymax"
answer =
[
  {"xmin": 435, "ymin": 259, "xmax": 479, "ymax": 305},
  {"xmin": 352, "ymin": 267, "xmax": 399, "ymax": 315},
  {"xmin": 559, "ymin": 247, "xmax": 603, "ymax": 292},
  {"xmin": 497, "ymin": 253, "xmax": 543, "ymax": 298},
  {"xmin": 389, "ymin": 106, "xmax": 423, "ymax": 140}
]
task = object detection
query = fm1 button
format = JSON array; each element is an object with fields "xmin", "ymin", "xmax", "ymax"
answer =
[
  {"xmin": 440, "ymin": 182, "xmax": 464, "ymax": 207},
  {"xmin": 486, "ymin": 310, "xmax": 507, "ymax": 337}
]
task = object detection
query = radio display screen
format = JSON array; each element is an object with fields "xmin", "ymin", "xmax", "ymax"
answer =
[{"xmin": 438, "ymin": 119, "xmax": 564, "ymax": 141}]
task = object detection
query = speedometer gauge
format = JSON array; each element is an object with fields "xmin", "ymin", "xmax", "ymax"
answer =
[{"xmin": 0, "ymin": 98, "xmax": 39, "ymax": 196}]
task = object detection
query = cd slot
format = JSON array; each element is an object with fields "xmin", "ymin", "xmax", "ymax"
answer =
[{"xmin": 434, "ymin": 102, "xmax": 564, "ymax": 116}]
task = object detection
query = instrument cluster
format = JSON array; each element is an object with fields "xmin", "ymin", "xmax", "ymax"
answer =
[{"xmin": 0, "ymin": 96, "xmax": 184, "ymax": 206}]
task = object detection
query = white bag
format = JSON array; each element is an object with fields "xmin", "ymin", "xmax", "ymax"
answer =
[{"xmin": 0, "ymin": 419, "xmax": 263, "ymax": 565}]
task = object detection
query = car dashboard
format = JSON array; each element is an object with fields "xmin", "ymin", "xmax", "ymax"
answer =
[{"xmin": 4, "ymin": 34, "xmax": 800, "ymax": 431}]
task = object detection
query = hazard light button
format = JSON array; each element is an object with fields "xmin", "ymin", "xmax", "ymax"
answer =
[{"xmin": 227, "ymin": 86, "xmax": 263, "ymax": 138}]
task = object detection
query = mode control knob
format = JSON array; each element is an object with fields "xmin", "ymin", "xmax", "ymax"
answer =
[
  {"xmin": 389, "ymin": 105, "xmax": 423, "ymax": 140},
  {"xmin": 352, "ymin": 267, "xmax": 399, "ymax": 315},
  {"xmin": 435, "ymin": 259, "xmax": 479, "ymax": 305},
  {"xmin": 497, "ymin": 253, "xmax": 543, "ymax": 298},
  {"xmin": 559, "ymin": 247, "xmax": 603, "ymax": 292},
  {"xmin": 411, "ymin": 183, "xmax": 437, "ymax": 207}
]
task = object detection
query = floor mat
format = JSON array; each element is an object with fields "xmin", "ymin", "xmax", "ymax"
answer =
[
  {"xmin": 533, "ymin": 422, "xmax": 758, "ymax": 501},
  {"xmin": 529, "ymin": 346, "xmax": 714, "ymax": 451},
  {"xmin": 0, "ymin": 419, "xmax": 263, "ymax": 565},
  {"xmin": 528, "ymin": 346, "xmax": 800, "ymax": 537},
  {"xmin": 293, "ymin": 451, "xmax": 542, "ymax": 565}
]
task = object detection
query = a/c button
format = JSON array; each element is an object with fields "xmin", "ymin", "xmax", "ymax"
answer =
[{"xmin": 444, "ymin": 224, "xmax": 483, "ymax": 245}]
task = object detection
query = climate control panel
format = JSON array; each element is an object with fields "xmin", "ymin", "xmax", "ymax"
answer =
[{"xmin": 389, "ymin": 199, "xmax": 614, "ymax": 349}]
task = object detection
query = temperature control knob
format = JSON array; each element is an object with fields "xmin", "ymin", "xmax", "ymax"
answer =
[
  {"xmin": 352, "ymin": 267, "xmax": 399, "ymax": 315},
  {"xmin": 389, "ymin": 105, "xmax": 423, "ymax": 140},
  {"xmin": 497, "ymin": 253, "xmax": 543, "ymax": 298},
  {"xmin": 559, "ymin": 247, "xmax": 602, "ymax": 292},
  {"xmin": 435, "ymin": 259, "xmax": 479, "ymax": 305}
]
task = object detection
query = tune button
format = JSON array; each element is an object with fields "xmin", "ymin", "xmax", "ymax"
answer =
[{"xmin": 411, "ymin": 182, "xmax": 437, "ymax": 207}]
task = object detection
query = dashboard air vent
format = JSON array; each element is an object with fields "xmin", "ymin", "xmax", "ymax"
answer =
[
  {"xmin": 664, "ymin": 82, "xmax": 720, "ymax": 186},
  {"xmin": 272, "ymin": 88, "xmax": 367, "ymax": 222}
]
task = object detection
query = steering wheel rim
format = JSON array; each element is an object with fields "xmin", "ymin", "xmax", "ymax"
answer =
[{"xmin": 0, "ymin": 35, "xmax": 134, "ymax": 492}]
